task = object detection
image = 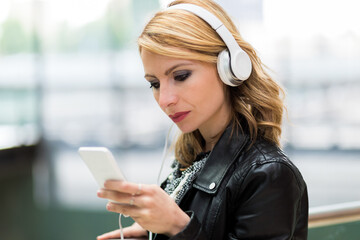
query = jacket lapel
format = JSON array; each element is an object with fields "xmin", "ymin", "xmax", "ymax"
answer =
[{"xmin": 193, "ymin": 125, "xmax": 248, "ymax": 194}]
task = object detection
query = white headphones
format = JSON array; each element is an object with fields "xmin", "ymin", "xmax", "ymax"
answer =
[{"xmin": 167, "ymin": 3, "xmax": 252, "ymax": 86}]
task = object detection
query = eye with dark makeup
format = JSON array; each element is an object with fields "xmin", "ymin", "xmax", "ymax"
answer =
[
  {"xmin": 149, "ymin": 81, "xmax": 160, "ymax": 89},
  {"xmin": 148, "ymin": 70, "xmax": 192, "ymax": 90},
  {"xmin": 174, "ymin": 70, "xmax": 192, "ymax": 82}
]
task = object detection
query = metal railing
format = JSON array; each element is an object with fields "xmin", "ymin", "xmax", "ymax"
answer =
[{"xmin": 309, "ymin": 201, "xmax": 360, "ymax": 228}]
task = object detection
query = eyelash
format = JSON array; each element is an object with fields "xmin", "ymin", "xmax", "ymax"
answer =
[
  {"xmin": 174, "ymin": 71, "xmax": 191, "ymax": 82},
  {"xmin": 149, "ymin": 71, "xmax": 192, "ymax": 89},
  {"xmin": 149, "ymin": 82, "xmax": 160, "ymax": 89}
]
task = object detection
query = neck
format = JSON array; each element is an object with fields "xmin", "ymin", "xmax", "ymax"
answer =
[
  {"xmin": 200, "ymin": 117, "xmax": 231, "ymax": 152},
  {"xmin": 199, "ymin": 91, "xmax": 232, "ymax": 152},
  {"xmin": 203, "ymin": 135, "xmax": 222, "ymax": 152}
]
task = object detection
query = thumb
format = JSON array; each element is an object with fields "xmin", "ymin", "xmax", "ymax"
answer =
[
  {"xmin": 97, "ymin": 229, "xmax": 121, "ymax": 240},
  {"xmin": 123, "ymin": 223, "xmax": 148, "ymax": 237}
]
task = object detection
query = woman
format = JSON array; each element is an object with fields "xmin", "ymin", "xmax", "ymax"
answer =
[{"xmin": 97, "ymin": 0, "xmax": 308, "ymax": 239}]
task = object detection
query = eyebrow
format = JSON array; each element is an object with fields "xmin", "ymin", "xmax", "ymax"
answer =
[{"xmin": 144, "ymin": 63, "xmax": 193, "ymax": 79}]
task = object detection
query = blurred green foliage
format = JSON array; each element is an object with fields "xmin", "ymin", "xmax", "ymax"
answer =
[
  {"xmin": 0, "ymin": 18, "xmax": 33, "ymax": 54},
  {"xmin": 0, "ymin": 1, "xmax": 135, "ymax": 54}
]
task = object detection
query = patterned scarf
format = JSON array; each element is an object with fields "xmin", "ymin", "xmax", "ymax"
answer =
[{"xmin": 163, "ymin": 152, "xmax": 210, "ymax": 204}]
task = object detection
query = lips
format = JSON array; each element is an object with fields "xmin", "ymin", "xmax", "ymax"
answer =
[{"xmin": 169, "ymin": 111, "xmax": 190, "ymax": 123}]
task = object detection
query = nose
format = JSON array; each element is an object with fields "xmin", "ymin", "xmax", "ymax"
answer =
[{"xmin": 157, "ymin": 82, "xmax": 178, "ymax": 110}]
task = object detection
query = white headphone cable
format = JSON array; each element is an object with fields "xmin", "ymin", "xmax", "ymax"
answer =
[
  {"xmin": 118, "ymin": 123, "xmax": 174, "ymax": 240},
  {"xmin": 149, "ymin": 123, "xmax": 174, "ymax": 240},
  {"xmin": 157, "ymin": 123, "xmax": 174, "ymax": 186},
  {"xmin": 119, "ymin": 213, "xmax": 124, "ymax": 240}
]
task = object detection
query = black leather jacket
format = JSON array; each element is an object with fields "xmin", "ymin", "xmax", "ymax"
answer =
[{"xmin": 156, "ymin": 126, "xmax": 308, "ymax": 240}]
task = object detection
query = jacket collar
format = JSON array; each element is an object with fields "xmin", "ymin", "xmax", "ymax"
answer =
[{"xmin": 193, "ymin": 124, "xmax": 249, "ymax": 194}]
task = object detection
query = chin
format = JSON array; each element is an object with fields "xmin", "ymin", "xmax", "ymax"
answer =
[{"xmin": 176, "ymin": 123, "xmax": 198, "ymax": 134}]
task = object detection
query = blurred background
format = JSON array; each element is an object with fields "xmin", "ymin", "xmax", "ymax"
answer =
[{"xmin": 0, "ymin": 0, "xmax": 359, "ymax": 239}]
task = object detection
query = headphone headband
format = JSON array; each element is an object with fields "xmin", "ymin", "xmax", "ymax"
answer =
[{"xmin": 167, "ymin": 3, "xmax": 252, "ymax": 82}]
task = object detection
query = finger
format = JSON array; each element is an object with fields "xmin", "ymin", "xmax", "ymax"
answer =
[
  {"xmin": 97, "ymin": 229, "xmax": 121, "ymax": 240},
  {"xmin": 97, "ymin": 224, "xmax": 147, "ymax": 239},
  {"xmin": 123, "ymin": 224, "xmax": 148, "ymax": 237},
  {"xmin": 104, "ymin": 180, "xmax": 144, "ymax": 195},
  {"xmin": 107, "ymin": 201, "xmax": 142, "ymax": 217},
  {"xmin": 97, "ymin": 189, "xmax": 132, "ymax": 204},
  {"xmin": 98, "ymin": 189, "xmax": 143, "ymax": 207}
]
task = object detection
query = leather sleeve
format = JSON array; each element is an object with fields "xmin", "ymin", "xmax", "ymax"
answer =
[{"xmin": 229, "ymin": 161, "xmax": 308, "ymax": 239}]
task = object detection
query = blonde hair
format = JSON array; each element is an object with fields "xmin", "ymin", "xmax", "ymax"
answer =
[{"xmin": 138, "ymin": 0, "xmax": 285, "ymax": 167}]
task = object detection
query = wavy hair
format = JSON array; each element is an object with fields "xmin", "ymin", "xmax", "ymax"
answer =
[{"xmin": 138, "ymin": 0, "xmax": 285, "ymax": 167}]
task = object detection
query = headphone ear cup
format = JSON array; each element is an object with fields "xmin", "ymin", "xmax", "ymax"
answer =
[{"xmin": 217, "ymin": 49, "xmax": 242, "ymax": 87}]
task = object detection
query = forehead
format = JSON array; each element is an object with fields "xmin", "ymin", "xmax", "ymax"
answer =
[
  {"xmin": 141, "ymin": 49, "xmax": 195, "ymax": 72},
  {"xmin": 140, "ymin": 49, "xmax": 170, "ymax": 62},
  {"xmin": 140, "ymin": 47, "xmax": 190, "ymax": 61}
]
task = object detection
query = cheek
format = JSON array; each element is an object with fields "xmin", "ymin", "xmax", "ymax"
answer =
[
  {"xmin": 152, "ymin": 91, "xmax": 165, "ymax": 111},
  {"xmin": 202, "ymin": 90, "xmax": 225, "ymax": 110},
  {"xmin": 200, "ymin": 81, "xmax": 227, "ymax": 110},
  {"xmin": 201, "ymin": 77, "xmax": 225, "ymax": 100},
  {"xmin": 153, "ymin": 91, "xmax": 160, "ymax": 105}
]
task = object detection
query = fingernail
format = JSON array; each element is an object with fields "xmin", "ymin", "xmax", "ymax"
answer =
[
  {"xmin": 104, "ymin": 180, "xmax": 110, "ymax": 187},
  {"xmin": 106, "ymin": 202, "xmax": 111, "ymax": 210}
]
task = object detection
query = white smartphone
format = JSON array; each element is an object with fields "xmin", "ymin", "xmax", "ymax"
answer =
[{"xmin": 78, "ymin": 147, "xmax": 126, "ymax": 188}]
